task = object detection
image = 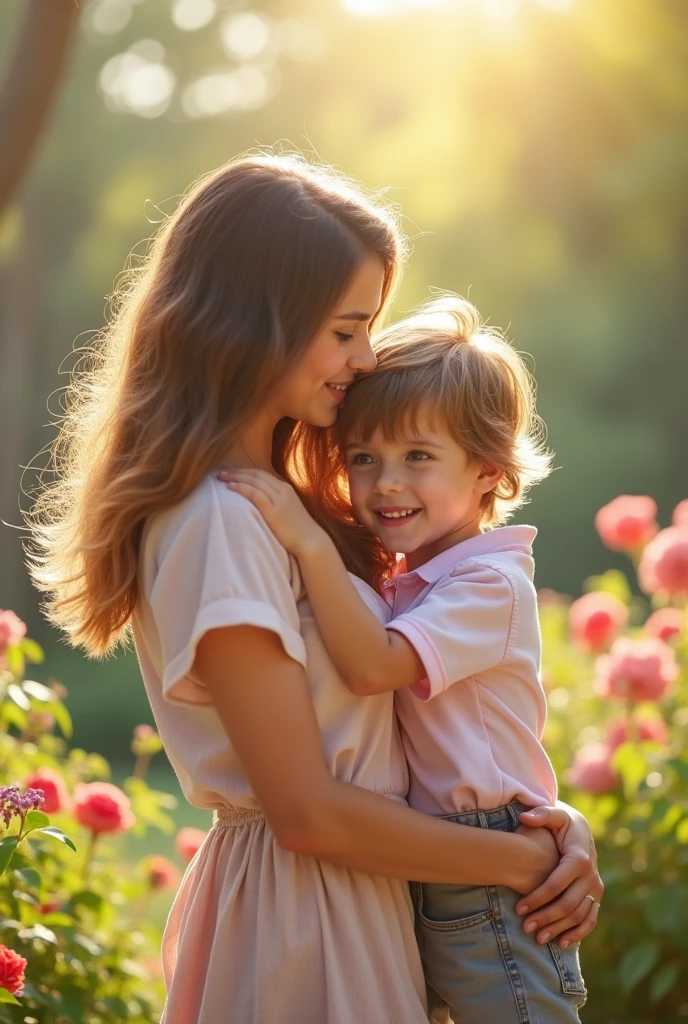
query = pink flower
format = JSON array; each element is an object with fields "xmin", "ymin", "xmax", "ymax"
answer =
[
  {"xmin": 595, "ymin": 637, "xmax": 678, "ymax": 703},
  {"xmin": 24, "ymin": 768, "xmax": 70, "ymax": 815},
  {"xmin": 595, "ymin": 496, "xmax": 658, "ymax": 552},
  {"xmin": 72, "ymin": 782, "xmax": 135, "ymax": 836},
  {"xmin": 0, "ymin": 943, "xmax": 27, "ymax": 997},
  {"xmin": 143, "ymin": 855, "xmax": 181, "ymax": 891},
  {"xmin": 673, "ymin": 499, "xmax": 688, "ymax": 527},
  {"xmin": 133, "ymin": 724, "xmax": 155, "ymax": 740},
  {"xmin": 606, "ymin": 716, "xmax": 668, "ymax": 750},
  {"xmin": 0, "ymin": 610, "xmax": 27, "ymax": 653},
  {"xmin": 569, "ymin": 591, "xmax": 628, "ymax": 652},
  {"xmin": 175, "ymin": 826, "xmax": 207, "ymax": 863},
  {"xmin": 638, "ymin": 526, "xmax": 688, "ymax": 597},
  {"xmin": 644, "ymin": 607, "xmax": 684, "ymax": 643},
  {"xmin": 568, "ymin": 744, "xmax": 619, "ymax": 794}
]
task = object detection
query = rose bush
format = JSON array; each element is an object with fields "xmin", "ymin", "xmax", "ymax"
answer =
[
  {"xmin": 0, "ymin": 617, "xmax": 197, "ymax": 1023},
  {"xmin": 543, "ymin": 496, "xmax": 688, "ymax": 1022}
]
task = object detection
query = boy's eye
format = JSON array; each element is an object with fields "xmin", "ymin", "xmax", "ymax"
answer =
[
  {"xmin": 407, "ymin": 450, "xmax": 430, "ymax": 461},
  {"xmin": 350, "ymin": 453, "xmax": 374, "ymax": 465},
  {"xmin": 336, "ymin": 331, "xmax": 355, "ymax": 343}
]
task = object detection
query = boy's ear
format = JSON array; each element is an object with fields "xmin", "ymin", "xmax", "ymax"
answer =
[{"xmin": 475, "ymin": 462, "xmax": 504, "ymax": 495}]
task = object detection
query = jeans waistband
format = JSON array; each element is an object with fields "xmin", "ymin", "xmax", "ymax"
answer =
[{"xmin": 436, "ymin": 800, "xmax": 534, "ymax": 832}]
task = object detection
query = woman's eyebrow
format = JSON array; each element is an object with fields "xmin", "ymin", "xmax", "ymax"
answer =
[{"xmin": 333, "ymin": 311, "xmax": 372, "ymax": 321}]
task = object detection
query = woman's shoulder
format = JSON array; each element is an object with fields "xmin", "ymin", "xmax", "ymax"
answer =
[{"xmin": 143, "ymin": 474, "xmax": 289, "ymax": 566}]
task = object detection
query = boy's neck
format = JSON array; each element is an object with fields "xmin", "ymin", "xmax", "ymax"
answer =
[{"xmin": 403, "ymin": 518, "xmax": 484, "ymax": 573}]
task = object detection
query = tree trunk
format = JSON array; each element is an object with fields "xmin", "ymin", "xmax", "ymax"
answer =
[{"xmin": 0, "ymin": 0, "xmax": 80, "ymax": 218}]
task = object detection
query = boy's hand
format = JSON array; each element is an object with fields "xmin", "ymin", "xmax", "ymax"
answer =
[{"xmin": 217, "ymin": 469, "xmax": 326, "ymax": 557}]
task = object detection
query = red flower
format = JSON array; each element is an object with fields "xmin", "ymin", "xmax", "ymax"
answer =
[
  {"xmin": 569, "ymin": 591, "xmax": 628, "ymax": 652},
  {"xmin": 0, "ymin": 610, "xmax": 27, "ymax": 653},
  {"xmin": 24, "ymin": 768, "xmax": 70, "ymax": 815},
  {"xmin": 606, "ymin": 716, "xmax": 668, "ymax": 750},
  {"xmin": 143, "ymin": 855, "xmax": 181, "ymax": 891},
  {"xmin": 595, "ymin": 637, "xmax": 678, "ymax": 703},
  {"xmin": 39, "ymin": 902, "xmax": 61, "ymax": 915},
  {"xmin": 644, "ymin": 607, "xmax": 684, "ymax": 643},
  {"xmin": 639, "ymin": 526, "xmax": 688, "ymax": 598},
  {"xmin": 673, "ymin": 499, "xmax": 688, "ymax": 527},
  {"xmin": 0, "ymin": 943, "xmax": 27, "ymax": 997},
  {"xmin": 568, "ymin": 744, "xmax": 619, "ymax": 794},
  {"xmin": 175, "ymin": 826, "xmax": 207, "ymax": 863},
  {"xmin": 72, "ymin": 782, "xmax": 135, "ymax": 835},
  {"xmin": 595, "ymin": 496, "xmax": 658, "ymax": 552}
]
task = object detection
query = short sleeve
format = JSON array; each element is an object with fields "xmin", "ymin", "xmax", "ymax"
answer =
[
  {"xmin": 350, "ymin": 574, "xmax": 392, "ymax": 624},
  {"xmin": 146, "ymin": 478, "xmax": 307, "ymax": 707},
  {"xmin": 387, "ymin": 560, "xmax": 515, "ymax": 701}
]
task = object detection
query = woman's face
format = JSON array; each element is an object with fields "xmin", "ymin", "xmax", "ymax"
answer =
[{"xmin": 274, "ymin": 254, "xmax": 385, "ymax": 427}]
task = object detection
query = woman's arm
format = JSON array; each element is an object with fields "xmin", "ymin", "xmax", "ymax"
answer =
[
  {"xmin": 218, "ymin": 469, "xmax": 423, "ymax": 694},
  {"xmin": 193, "ymin": 623, "xmax": 552, "ymax": 889}
]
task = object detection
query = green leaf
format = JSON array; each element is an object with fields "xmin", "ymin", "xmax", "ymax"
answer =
[
  {"xmin": 619, "ymin": 941, "xmax": 660, "ymax": 993},
  {"xmin": 584, "ymin": 569, "xmax": 632, "ymax": 604},
  {"xmin": 644, "ymin": 886, "xmax": 687, "ymax": 934},
  {"xmin": 675, "ymin": 818, "xmax": 688, "ymax": 844},
  {"xmin": 650, "ymin": 962, "xmax": 680, "ymax": 1003},
  {"xmin": 22, "ymin": 680, "xmax": 53, "ymax": 701},
  {"xmin": 20, "ymin": 639, "xmax": 44, "ymax": 663},
  {"xmin": 24, "ymin": 810, "xmax": 50, "ymax": 830},
  {"xmin": 36, "ymin": 826, "xmax": 77, "ymax": 852},
  {"xmin": 0, "ymin": 836, "xmax": 19, "ymax": 876},
  {"xmin": 612, "ymin": 742, "xmax": 648, "ymax": 801},
  {"xmin": 14, "ymin": 867, "xmax": 41, "ymax": 892},
  {"xmin": 49, "ymin": 700, "xmax": 73, "ymax": 739},
  {"xmin": 38, "ymin": 911, "xmax": 73, "ymax": 927},
  {"xmin": 5, "ymin": 645, "xmax": 24, "ymax": 676},
  {"xmin": 103, "ymin": 996, "xmax": 131, "ymax": 1019},
  {"xmin": 0, "ymin": 701, "xmax": 26, "ymax": 732},
  {"xmin": 7, "ymin": 683, "xmax": 30, "ymax": 710},
  {"xmin": 0, "ymin": 990, "xmax": 20, "ymax": 1005}
]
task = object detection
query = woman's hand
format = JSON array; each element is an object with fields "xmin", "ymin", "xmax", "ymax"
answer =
[
  {"xmin": 217, "ymin": 469, "xmax": 326, "ymax": 557},
  {"xmin": 515, "ymin": 803, "xmax": 603, "ymax": 949}
]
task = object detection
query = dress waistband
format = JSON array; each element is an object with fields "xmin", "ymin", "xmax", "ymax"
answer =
[{"xmin": 213, "ymin": 791, "xmax": 407, "ymax": 829}]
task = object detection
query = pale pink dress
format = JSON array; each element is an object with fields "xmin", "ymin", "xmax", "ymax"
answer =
[{"xmin": 131, "ymin": 475, "xmax": 428, "ymax": 1024}]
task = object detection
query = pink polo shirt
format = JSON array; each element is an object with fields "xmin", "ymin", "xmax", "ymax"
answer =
[{"xmin": 385, "ymin": 526, "xmax": 557, "ymax": 816}]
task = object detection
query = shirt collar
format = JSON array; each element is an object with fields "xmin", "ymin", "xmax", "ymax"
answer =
[{"xmin": 386, "ymin": 525, "xmax": 537, "ymax": 586}]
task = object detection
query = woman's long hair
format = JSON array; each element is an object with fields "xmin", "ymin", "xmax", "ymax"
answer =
[
  {"xmin": 289, "ymin": 295, "xmax": 553, "ymax": 592},
  {"xmin": 27, "ymin": 152, "xmax": 405, "ymax": 657}
]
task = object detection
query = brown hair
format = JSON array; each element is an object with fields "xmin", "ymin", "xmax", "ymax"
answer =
[
  {"xmin": 289, "ymin": 294, "xmax": 553, "ymax": 590},
  {"xmin": 27, "ymin": 152, "xmax": 405, "ymax": 657}
]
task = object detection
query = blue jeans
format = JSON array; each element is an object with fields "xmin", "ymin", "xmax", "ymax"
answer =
[{"xmin": 411, "ymin": 801, "xmax": 587, "ymax": 1024}]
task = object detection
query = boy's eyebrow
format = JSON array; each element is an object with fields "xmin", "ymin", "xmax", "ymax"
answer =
[{"xmin": 345, "ymin": 437, "xmax": 445, "ymax": 450}]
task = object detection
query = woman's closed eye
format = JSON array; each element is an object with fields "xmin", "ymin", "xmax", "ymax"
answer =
[{"xmin": 335, "ymin": 331, "xmax": 355, "ymax": 343}]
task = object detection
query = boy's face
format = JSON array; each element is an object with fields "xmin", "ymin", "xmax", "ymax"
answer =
[{"xmin": 345, "ymin": 409, "xmax": 502, "ymax": 571}]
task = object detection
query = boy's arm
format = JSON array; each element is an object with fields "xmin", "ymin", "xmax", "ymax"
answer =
[{"xmin": 217, "ymin": 469, "xmax": 425, "ymax": 694}]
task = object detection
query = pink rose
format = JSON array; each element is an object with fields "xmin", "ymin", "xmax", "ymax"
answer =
[
  {"xmin": 644, "ymin": 607, "xmax": 684, "ymax": 643},
  {"xmin": 0, "ymin": 944, "xmax": 27, "ymax": 998},
  {"xmin": 569, "ymin": 591, "xmax": 628, "ymax": 652},
  {"xmin": 595, "ymin": 496, "xmax": 658, "ymax": 552},
  {"xmin": 24, "ymin": 768, "xmax": 70, "ymax": 815},
  {"xmin": 568, "ymin": 744, "xmax": 619, "ymax": 794},
  {"xmin": 673, "ymin": 499, "xmax": 688, "ymax": 527},
  {"xmin": 638, "ymin": 526, "xmax": 688, "ymax": 597},
  {"xmin": 0, "ymin": 610, "xmax": 27, "ymax": 652},
  {"xmin": 606, "ymin": 716, "xmax": 668, "ymax": 750},
  {"xmin": 175, "ymin": 826, "xmax": 207, "ymax": 863},
  {"xmin": 143, "ymin": 855, "xmax": 181, "ymax": 891},
  {"xmin": 595, "ymin": 637, "xmax": 678, "ymax": 703},
  {"xmin": 73, "ymin": 782, "xmax": 135, "ymax": 836}
]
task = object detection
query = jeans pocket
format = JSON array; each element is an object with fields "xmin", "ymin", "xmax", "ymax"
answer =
[
  {"xmin": 417, "ymin": 883, "xmax": 496, "ymax": 933},
  {"xmin": 548, "ymin": 941, "xmax": 587, "ymax": 1005}
]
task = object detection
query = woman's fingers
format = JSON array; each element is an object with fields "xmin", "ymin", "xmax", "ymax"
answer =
[
  {"xmin": 557, "ymin": 899, "xmax": 600, "ymax": 948},
  {"xmin": 516, "ymin": 849, "xmax": 590, "ymax": 915},
  {"xmin": 518, "ymin": 805, "xmax": 569, "ymax": 835},
  {"xmin": 526, "ymin": 890, "xmax": 596, "ymax": 943}
]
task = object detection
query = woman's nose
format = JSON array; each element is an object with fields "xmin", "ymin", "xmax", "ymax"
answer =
[{"xmin": 349, "ymin": 334, "xmax": 376, "ymax": 374}]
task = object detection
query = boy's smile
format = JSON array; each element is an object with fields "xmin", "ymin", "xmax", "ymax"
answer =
[{"xmin": 345, "ymin": 409, "xmax": 503, "ymax": 571}]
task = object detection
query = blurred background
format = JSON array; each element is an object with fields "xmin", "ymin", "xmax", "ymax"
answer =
[{"xmin": 0, "ymin": 0, "xmax": 686, "ymax": 778}]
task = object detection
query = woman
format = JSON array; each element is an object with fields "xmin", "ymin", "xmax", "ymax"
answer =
[{"xmin": 28, "ymin": 153, "xmax": 602, "ymax": 1023}]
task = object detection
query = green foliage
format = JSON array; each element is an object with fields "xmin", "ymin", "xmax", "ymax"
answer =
[
  {"xmin": 0, "ymin": 641, "xmax": 180, "ymax": 1022},
  {"xmin": 542, "ymin": 528, "xmax": 688, "ymax": 1021}
]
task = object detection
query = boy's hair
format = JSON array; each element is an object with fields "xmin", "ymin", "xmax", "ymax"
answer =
[{"xmin": 289, "ymin": 294, "xmax": 553, "ymax": 590}]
